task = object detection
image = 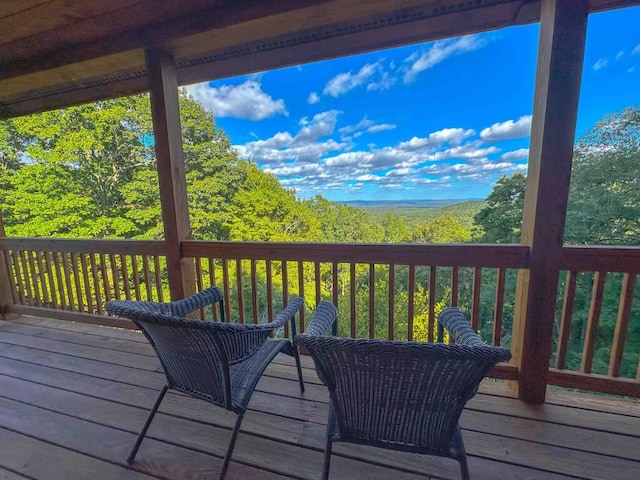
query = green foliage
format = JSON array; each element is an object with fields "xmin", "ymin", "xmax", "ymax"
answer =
[
  {"xmin": 472, "ymin": 172, "xmax": 526, "ymax": 243},
  {"xmin": 565, "ymin": 106, "xmax": 640, "ymax": 245},
  {"xmin": 413, "ymin": 215, "xmax": 471, "ymax": 243}
]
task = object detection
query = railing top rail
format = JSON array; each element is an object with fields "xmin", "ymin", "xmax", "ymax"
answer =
[
  {"xmin": 182, "ymin": 240, "xmax": 530, "ymax": 268},
  {"xmin": 560, "ymin": 245, "xmax": 640, "ymax": 272},
  {"xmin": 0, "ymin": 237, "xmax": 167, "ymax": 256}
]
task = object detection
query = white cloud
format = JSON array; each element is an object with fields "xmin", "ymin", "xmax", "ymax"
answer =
[
  {"xmin": 593, "ymin": 58, "xmax": 608, "ymax": 71},
  {"xmin": 367, "ymin": 123, "xmax": 396, "ymax": 134},
  {"xmin": 366, "ymin": 71, "xmax": 396, "ymax": 91},
  {"xmin": 323, "ymin": 62, "xmax": 380, "ymax": 97},
  {"xmin": 632, "ymin": 44, "xmax": 640, "ymax": 54},
  {"xmin": 629, "ymin": 66, "xmax": 637, "ymax": 73},
  {"xmin": 338, "ymin": 118, "xmax": 397, "ymax": 138},
  {"xmin": 398, "ymin": 127, "xmax": 475, "ymax": 151},
  {"xmin": 480, "ymin": 115, "xmax": 532, "ymax": 142},
  {"xmin": 307, "ymin": 92, "xmax": 320, "ymax": 104},
  {"xmin": 616, "ymin": 50, "xmax": 625, "ymax": 60},
  {"xmin": 403, "ymin": 35, "xmax": 485, "ymax": 83},
  {"xmin": 500, "ymin": 148, "xmax": 529, "ymax": 161},
  {"xmin": 186, "ymin": 80, "xmax": 287, "ymax": 120},
  {"xmin": 234, "ymin": 110, "xmax": 345, "ymax": 164}
]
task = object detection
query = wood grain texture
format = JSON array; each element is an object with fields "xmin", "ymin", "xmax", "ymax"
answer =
[
  {"xmin": 510, "ymin": 0, "xmax": 588, "ymax": 403},
  {"xmin": 0, "ymin": 316, "xmax": 638, "ymax": 480}
]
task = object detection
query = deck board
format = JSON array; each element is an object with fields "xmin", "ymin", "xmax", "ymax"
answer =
[{"xmin": 1, "ymin": 315, "xmax": 639, "ymax": 480}]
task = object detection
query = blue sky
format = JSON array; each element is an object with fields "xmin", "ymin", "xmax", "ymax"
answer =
[{"xmin": 186, "ymin": 7, "xmax": 640, "ymax": 202}]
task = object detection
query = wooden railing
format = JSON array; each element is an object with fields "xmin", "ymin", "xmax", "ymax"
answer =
[
  {"xmin": 0, "ymin": 238, "xmax": 167, "ymax": 329},
  {"xmin": 549, "ymin": 246, "xmax": 640, "ymax": 397},
  {"xmin": 2, "ymin": 237, "xmax": 640, "ymax": 397}
]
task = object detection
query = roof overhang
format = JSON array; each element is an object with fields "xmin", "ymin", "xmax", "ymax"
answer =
[{"xmin": 0, "ymin": 0, "xmax": 637, "ymax": 118}]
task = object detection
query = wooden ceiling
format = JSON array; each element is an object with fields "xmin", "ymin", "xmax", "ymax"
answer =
[{"xmin": 0, "ymin": 0, "xmax": 637, "ymax": 118}]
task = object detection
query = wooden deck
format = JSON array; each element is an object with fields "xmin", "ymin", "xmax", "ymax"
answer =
[{"xmin": 0, "ymin": 317, "xmax": 638, "ymax": 480}]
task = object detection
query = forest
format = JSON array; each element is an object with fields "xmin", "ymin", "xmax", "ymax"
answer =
[{"xmin": 0, "ymin": 92, "xmax": 639, "ymax": 379}]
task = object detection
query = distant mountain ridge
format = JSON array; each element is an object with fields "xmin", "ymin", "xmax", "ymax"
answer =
[{"xmin": 342, "ymin": 198, "xmax": 482, "ymax": 208}]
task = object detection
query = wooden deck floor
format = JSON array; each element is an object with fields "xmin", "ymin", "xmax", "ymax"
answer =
[{"xmin": 0, "ymin": 317, "xmax": 639, "ymax": 480}]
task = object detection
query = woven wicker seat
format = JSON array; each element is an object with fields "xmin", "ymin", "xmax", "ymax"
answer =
[
  {"xmin": 295, "ymin": 304, "xmax": 512, "ymax": 480},
  {"xmin": 105, "ymin": 286, "xmax": 305, "ymax": 479}
]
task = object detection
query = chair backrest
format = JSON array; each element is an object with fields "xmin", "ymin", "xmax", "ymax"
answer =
[{"xmin": 296, "ymin": 305, "xmax": 511, "ymax": 455}]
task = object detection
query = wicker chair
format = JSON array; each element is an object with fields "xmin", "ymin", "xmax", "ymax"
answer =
[
  {"xmin": 105, "ymin": 286, "xmax": 305, "ymax": 480},
  {"xmin": 295, "ymin": 304, "xmax": 512, "ymax": 480}
]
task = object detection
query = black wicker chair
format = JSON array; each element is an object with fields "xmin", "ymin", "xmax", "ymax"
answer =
[
  {"xmin": 295, "ymin": 304, "xmax": 512, "ymax": 480},
  {"xmin": 105, "ymin": 286, "xmax": 305, "ymax": 479}
]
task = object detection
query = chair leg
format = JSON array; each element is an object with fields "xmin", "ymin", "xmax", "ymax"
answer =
[
  {"xmin": 322, "ymin": 438, "xmax": 333, "ymax": 480},
  {"xmin": 128, "ymin": 384, "xmax": 168, "ymax": 465},
  {"xmin": 292, "ymin": 347, "xmax": 305, "ymax": 394},
  {"xmin": 458, "ymin": 455, "xmax": 470, "ymax": 480},
  {"xmin": 219, "ymin": 412, "xmax": 245, "ymax": 480}
]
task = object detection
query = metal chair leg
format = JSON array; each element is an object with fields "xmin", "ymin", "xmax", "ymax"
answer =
[
  {"xmin": 292, "ymin": 347, "xmax": 305, "ymax": 393},
  {"xmin": 322, "ymin": 437, "xmax": 333, "ymax": 480},
  {"xmin": 128, "ymin": 384, "xmax": 168, "ymax": 465},
  {"xmin": 219, "ymin": 412, "xmax": 245, "ymax": 480},
  {"xmin": 459, "ymin": 455, "xmax": 470, "ymax": 480}
]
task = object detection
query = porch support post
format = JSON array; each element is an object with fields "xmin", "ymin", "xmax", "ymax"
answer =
[
  {"xmin": 0, "ymin": 215, "xmax": 14, "ymax": 317},
  {"xmin": 145, "ymin": 48, "xmax": 195, "ymax": 301},
  {"xmin": 511, "ymin": 0, "xmax": 588, "ymax": 403}
]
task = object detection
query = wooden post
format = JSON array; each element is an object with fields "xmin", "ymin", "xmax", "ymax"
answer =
[
  {"xmin": 145, "ymin": 48, "xmax": 195, "ymax": 301},
  {"xmin": 511, "ymin": 0, "xmax": 588, "ymax": 403},
  {"xmin": 0, "ymin": 215, "xmax": 15, "ymax": 317}
]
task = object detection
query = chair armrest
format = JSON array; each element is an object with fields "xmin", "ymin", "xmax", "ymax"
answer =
[
  {"xmin": 268, "ymin": 297, "xmax": 304, "ymax": 331},
  {"xmin": 169, "ymin": 286, "xmax": 224, "ymax": 316},
  {"xmin": 297, "ymin": 301, "xmax": 338, "ymax": 338},
  {"xmin": 437, "ymin": 307, "xmax": 487, "ymax": 347}
]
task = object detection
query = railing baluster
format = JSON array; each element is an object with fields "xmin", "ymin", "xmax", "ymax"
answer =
[
  {"xmin": 80, "ymin": 254, "xmax": 94, "ymax": 313},
  {"xmin": 26, "ymin": 251, "xmax": 41, "ymax": 306},
  {"xmin": 71, "ymin": 253, "xmax": 84, "ymax": 312},
  {"xmin": 451, "ymin": 266, "xmax": 459, "ymax": 307},
  {"xmin": 195, "ymin": 257, "xmax": 204, "ymax": 319},
  {"xmin": 369, "ymin": 263, "xmax": 375, "ymax": 339},
  {"xmin": 100, "ymin": 254, "xmax": 112, "ymax": 303},
  {"xmin": 250, "ymin": 259, "xmax": 258, "ymax": 324},
  {"xmin": 130, "ymin": 255, "xmax": 141, "ymax": 301},
  {"xmin": 61, "ymin": 252, "xmax": 75, "ymax": 310},
  {"xmin": 222, "ymin": 259, "xmax": 231, "ymax": 321},
  {"xmin": 266, "ymin": 260, "xmax": 274, "ymax": 322},
  {"xmin": 208, "ymin": 257, "xmax": 216, "ymax": 320},
  {"xmin": 120, "ymin": 254, "xmax": 131, "ymax": 301},
  {"xmin": 332, "ymin": 262, "xmax": 338, "ymax": 307},
  {"xmin": 154, "ymin": 255, "xmax": 164, "ymax": 303},
  {"xmin": 428, "ymin": 265, "xmax": 436, "ymax": 343},
  {"xmin": 314, "ymin": 261, "xmax": 321, "ymax": 306},
  {"xmin": 471, "ymin": 267, "xmax": 482, "ymax": 332},
  {"xmin": 350, "ymin": 263, "xmax": 356, "ymax": 338},
  {"xmin": 89, "ymin": 253, "xmax": 103, "ymax": 314},
  {"xmin": 408, "ymin": 264, "xmax": 415, "ymax": 342},
  {"xmin": 609, "ymin": 272, "xmax": 636, "ymax": 377},
  {"xmin": 236, "ymin": 259, "xmax": 245, "ymax": 324},
  {"xmin": 142, "ymin": 255, "xmax": 152, "ymax": 302},
  {"xmin": 388, "ymin": 264, "xmax": 395, "ymax": 340},
  {"xmin": 555, "ymin": 270, "xmax": 577, "ymax": 369},
  {"xmin": 110, "ymin": 254, "xmax": 121, "ymax": 300},
  {"xmin": 581, "ymin": 272, "xmax": 606, "ymax": 374},
  {"xmin": 297, "ymin": 261, "xmax": 304, "ymax": 332},
  {"xmin": 51, "ymin": 252, "xmax": 65, "ymax": 309},
  {"xmin": 37, "ymin": 251, "xmax": 51, "ymax": 307},
  {"xmin": 282, "ymin": 260, "xmax": 289, "ymax": 337},
  {"xmin": 493, "ymin": 268, "xmax": 506, "ymax": 347}
]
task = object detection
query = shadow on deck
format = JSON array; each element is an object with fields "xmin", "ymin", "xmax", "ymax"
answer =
[{"xmin": 0, "ymin": 316, "xmax": 638, "ymax": 479}]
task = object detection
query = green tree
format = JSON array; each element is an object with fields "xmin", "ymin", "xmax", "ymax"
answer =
[
  {"xmin": 473, "ymin": 172, "xmax": 526, "ymax": 243},
  {"xmin": 565, "ymin": 106, "xmax": 640, "ymax": 245},
  {"xmin": 413, "ymin": 215, "xmax": 471, "ymax": 243}
]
